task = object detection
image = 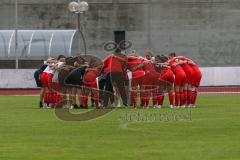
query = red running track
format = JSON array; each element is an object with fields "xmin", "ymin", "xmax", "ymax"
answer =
[
  {"xmin": 0, "ymin": 89, "xmax": 40, "ymax": 95},
  {"xmin": 199, "ymin": 87, "xmax": 240, "ymax": 93}
]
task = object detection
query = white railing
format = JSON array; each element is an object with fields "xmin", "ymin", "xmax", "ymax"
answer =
[{"xmin": 0, "ymin": 67, "xmax": 239, "ymax": 88}]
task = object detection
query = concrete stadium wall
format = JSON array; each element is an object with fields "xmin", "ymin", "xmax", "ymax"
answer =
[
  {"xmin": 1, "ymin": 0, "xmax": 240, "ymax": 66},
  {"xmin": 200, "ymin": 67, "xmax": 240, "ymax": 86},
  {"xmin": 0, "ymin": 69, "xmax": 36, "ymax": 88},
  {"xmin": 0, "ymin": 68, "xmax": 239, "ymax": 88}
]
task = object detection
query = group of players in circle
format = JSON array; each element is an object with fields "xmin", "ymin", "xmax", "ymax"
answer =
[{"xmin": 35, "ymin": 47, "xmax": 202, "ymax": 109}]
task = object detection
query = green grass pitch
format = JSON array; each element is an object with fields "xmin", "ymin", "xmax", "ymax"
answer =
[{"xmin": 0, "ymin": 95, "xmax": 240, "ymax": 160}]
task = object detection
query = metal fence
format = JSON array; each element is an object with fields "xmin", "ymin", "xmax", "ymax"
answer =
[{"xmin": 0, "ymin": 30, "xmax": 83, "ymax": 68}]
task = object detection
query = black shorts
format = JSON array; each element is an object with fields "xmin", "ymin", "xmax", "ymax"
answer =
[
  {"xmin": 34, "ymin": 70, "xmax": 42, "ymax": 87},
  {"xmin": 64, "ymin": 67, "xmax": 85, "ymax": 86},
  {"xmin": 124, "ymin": 77, "xmax": 129, "ymax": 86}
]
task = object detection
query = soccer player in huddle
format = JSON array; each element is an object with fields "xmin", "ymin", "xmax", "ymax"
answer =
[
  {"xmin": 166, "ymin": 53, "xmax": 202, "ymax": 108},
  {"xmin": 127, "ymin": 49, "xmax": 160, "ymax": 108},
  {"xmin": 174, "ymin": 56, "xmax": 202, "ymax": 108},
  {"xmin": 155, "ymin": 55, "xmax": 175, "ymax": 108},
  {"xmin": 126, "ymin": 50, "xmax": 145, "ymax": 108},
  {"xmin": 101, "ymin": 49, "xmax": 128, "ymax": 107},
  {"xmin": 38, "ymin": 55, "xmax": 67, "ymax": 108},
  {"xmin": 35, "ymin": 61, "xmax": 48, "ymax": 108},
  {"xmin": 167, "ymin": 53, "xmax": 187, "ymax": 108},
  {"xmin": 64, "ymin": 56, "xmax": 89, "ymax": 109},
  {"xmin": 37, "ymin": 51, "xmax": 202, "ymax": 109},
  {"xmin": 141, "ymin": 56, "xmax": 159, "ymax": 108},
  {"xmin": 40, "ymin": 57, "xmax": 57, "ymax": 108},
  {"xmin": 82, "ymin": 59, "xmax": 102, "ymax": 108},
  {"xmin": 50, "ymin": 55, "xmax": 66, "ymax": 108}
]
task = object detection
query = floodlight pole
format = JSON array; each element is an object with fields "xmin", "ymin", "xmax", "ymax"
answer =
[
  {"xmin": 77, "ymin": 13, "xmax": 81, "ymax": 31},
  {"xmin": 15, "ymin": 0, "xmax": 18, "ymax": 69},
  {"xmin": 77, "ymin": 0, "xmax": 81, "ymax": 30},
  {"xmin": 76, "ymin": 13, "xmax": 87, "ymax": 56},
  {"xmin": 69, "ymin": 0, "xmax": 88, "ymax": 56},
  {"xmin": 76, "ymin": 0, "xmax": 84, "ymax": 55}
]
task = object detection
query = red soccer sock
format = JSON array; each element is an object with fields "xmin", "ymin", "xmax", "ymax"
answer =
[
  {"xmin": 140, "ymin": 99, "xmax": 145, "ymax": 107},
  {"xmin": 51, "ymin": 92, "xmax": 56, "ymax": 104},
  {"xmin": 183, "ymin": 90, "xmax": 188, "ymax": 106},
  {"xmin": 145, "ymin": 85, "xmax": 153, "ymax": 107},
  {"xmin": 157, "ymin": 94, "xmax": 164, "ymax": 106},
  {"xmin": 175, "ymin": 91, "xmax": 180, "ymax": 106},
  {"xmin": 93, "ymin": 94, "xmax": 99, "ymax": 107},
  {"xmin": 145, "ymin": 98, "xmax": 150, "ymax": 107},
  {"xmin": 186, "ymin": 90, "xmax": 191, "ymax": 106},
  {"xmin": 153, "ymin": 95, "xmax": 158, "ymax": 106},
  {"xmin": 81, "ymin": 96, "xmax": 88, "ymax": 108},
  {"xmin": 152, "ymin": 87, "xmax": 160, "ymax": 106},
  {"xmin": 168, "ymin": 92, "xmax": 174, "ymax": 106},
  {"xmin": 48, "ymin": 91, "xmax": 53, "ymax": 104},
  {"xmin": 53, "ymin": 92, "xmax": 57, "ymax": 104},
  {"xmin": 180, "ymin": 91, "xmax": 185, "ymax": 106},
  {"xmin": 55, "ymin": 94, "xmax": 62, "ymax": 106},
  {"xmin": 191, "ymin": 91, "xmax": 197, "ymax": 106},
  {"xmin": 140, "ymin": 91, "xmax": 145, "ymax": 107},
  {"xmin": 48, "ymin": 91, "xmax": 54, "ymax": 104},
  {"xmin": 44, "ymin": 91, "xmax": 49, "ymax": 105},
  {"xmin": 130, "ymin": 91, "xmax": 137, "ymax": 107},
  {"xmin": 144, "ymin": 90, "xmax": 151, "ymax": 107}
]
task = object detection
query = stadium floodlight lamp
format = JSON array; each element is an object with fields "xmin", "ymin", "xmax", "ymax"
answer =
[
  {"xmin": 68, "ymin": 0, "xmax": 88, "ymax": 56},
  {"xmin": 68, "ymin": 1, "xmax": 89, "ymax": 13},
  {"xmin": 68, "ymin": 1, "xmax": 79, "ymax": 13},
  {"xmin": 79, "ymin": 1, "xmax": 89, "ymax": 13}
]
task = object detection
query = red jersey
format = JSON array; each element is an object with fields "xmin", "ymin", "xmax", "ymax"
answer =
[
  {"xmin": 142, "ymin": 60, "xmax": 159, "ymax": 86},
  {"xmin": 176, "ymin": 56, "xmax": 198, "ymax": 67},
  {"xmin": 159, "ymin": 66, "xmax": 171, "ymax": 75},
  {"xmin": 167, "ymin": 58, "xmax": 184, "ymax": 73},
  {"xmin": 102, "ymin": 54, "xmax": 127, "ymax": 74},
  {"xmin": 127, "ymin": 57, "xmax": 145, "ymax": 71},
  {"xmin": 102, "ymin": 55, "xmax": 112, "ymax": 74},
  {"xmin": 127, "ymin": 57, "xmax": 145, "ymax": 79},
  {"xmin": 167, "ymin": 57, "xmax": 182, "ymax": 67},
  {"xmin": 174, "ymin": 57, "xmax": 193, "ymax": 69},
  {"xmin": 143, "ymin": 60, "xmax": 157, "ymax": 74},
  {"xmin": 83, "ymin": 69, "xmax": 100, "ymax": 84}
]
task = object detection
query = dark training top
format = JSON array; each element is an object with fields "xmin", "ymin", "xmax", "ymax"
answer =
[
  {"xmin": 34, "ymin": 64, "xmax": 48, "ymax": 87},
  {"xmin": 64, "ymin": 67, "xmax": 87, "ymax": 86}
]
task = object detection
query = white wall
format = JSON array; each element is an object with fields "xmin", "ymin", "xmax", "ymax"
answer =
[
  {"xmin": 200, "ymin": 67, "xmax": 240, "ymax": 86},
  {"xmin": 0, "ymin": 67, "xmax": 239, "ymax": 88},
  {"xmin": 0, "ymin": 69, "xmax": 36, "ymax": 88}
]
